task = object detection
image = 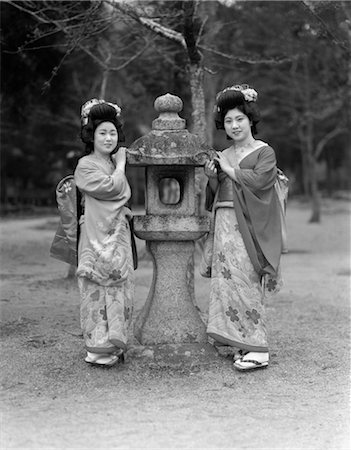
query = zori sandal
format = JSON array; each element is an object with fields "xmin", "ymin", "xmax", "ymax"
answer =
[
  {"xmin": 85, "ymin": 352, "xmax": 120, "ymax": 367},
  {"xmin": 233, "ymin": 352, "xmax": 269, "ymax": 371}
]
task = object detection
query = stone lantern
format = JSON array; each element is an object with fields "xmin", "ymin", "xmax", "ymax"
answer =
[{"xmin": 127, "ymin": 93, "xmax": 216, "ymax": 363}]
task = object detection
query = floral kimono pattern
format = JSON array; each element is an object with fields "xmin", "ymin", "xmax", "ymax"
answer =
[
  {"xmin": 77, "ymin": 208, "xmax": 132, "ymax": 286},
  {"xmin": 78, "ymin": 262, "xmax": 134, "ymax": 353},
  {"xmin": 207, "ymin": 207, "xmax": 268, "ymax": 352},
  {"xmin": 74, "ymin": 154, "xmax": 135, "ymax": 354}
]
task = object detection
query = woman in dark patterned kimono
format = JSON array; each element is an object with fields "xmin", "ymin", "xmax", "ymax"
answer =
[
  {"xmin": 74, "ymin": 99, "xmax": 135, "ymax": 367},
  {"xmin": 204, "ymin": 84, "xmax": 283, "ymax": 371}
]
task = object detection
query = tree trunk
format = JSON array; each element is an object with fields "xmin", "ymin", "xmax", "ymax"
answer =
[
  {"xmin": 348, "ymin": 21, "xmax": 351, "ymax": 123},
  {"xmin": 300, "ymin": 143, "xmax": 310, "ymax": 196},
  {"xmin": 188, "ymin": 64, "xmax": 206, "ymax": 140},
  {"xmin": 100, "ymin": 69, "xmax": 109, "ymax": 99},
  {"xmin": 302, "ymin": 56, "xmax": 321, "ymax": 223},
  {"xmin": 205, "ymin": 74, "xmax": 218, "ymax": 147},
  {"xmin": 188, "ymin": 63, "xmax": 208, "ymax": 215},
  {"xmin": 182, "ymin": 1, "xmax": 207, "ymax": 305},
  {"xmin": 187, "ymin": 63, "xmax": 206, "ymax": 302},
  {"xmin": 306, "ymin": 116, "xmax": 321, "ymax": 223},
  {"xmin": 340, "ymin": 2, "xmax": 351, "ymax": 121},
  {"xmin": 308, "ymin": 155, "xmax": 321, "ymax": 223},
  {"xmin": 298, "ymin": 114, "xmax": 320, "ymax": 221}
]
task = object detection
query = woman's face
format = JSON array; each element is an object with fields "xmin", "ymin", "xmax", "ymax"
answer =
[
  {"xmin": 224, "ymin": 108, "xmax": 252, "ymax": 144},
  {"xmin": 93, "ymin": 121, "xmax": 118, "ymax": 156}
]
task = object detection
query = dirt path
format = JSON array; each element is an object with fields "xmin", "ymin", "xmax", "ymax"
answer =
[{"xmin": 0, "ymin": 199, "xmax": 350, "ymax": 449}]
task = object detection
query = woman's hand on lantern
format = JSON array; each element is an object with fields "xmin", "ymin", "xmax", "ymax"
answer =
[
  {"xmin": 204, "ymin": 159, "xmax": 218, "ymax": 179},
  {"xmin": 112, "ymin": 147, "xmax": 127, "ymax": 171},
  {"xmin": 214, "ymin": 152, "xmax": 234, "ymax": 175}
]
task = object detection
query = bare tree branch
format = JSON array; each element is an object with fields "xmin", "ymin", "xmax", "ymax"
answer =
[
  {"xmin": 315, "ymin": 127, "xmax": 348, "ymax": 159},
  {"xmin": 308, "ymin": 98, "xmax": 344, "ymax": 121},
  {"xmin": 6, "ymin": 0, "xmax": 151, "ymax": 78},
  {"xmin": 196, "ymin": 15, "xmax": 208, "ymax": 46},
  {"xmin": 105, "ymin": 0, "xmax": 186, "ymax": 48},
  {"xmin": 198, "ymin": 45, "xmax": 295, "ymax": 65},
  {"xmin": 301, "ymin": 0, "xmax": 349, "ymax": 51},
  {"xmin": 110, "ymin": 40, "xmax": 153, "ymax": 71}
]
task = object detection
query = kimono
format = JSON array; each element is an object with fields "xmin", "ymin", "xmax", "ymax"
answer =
[
  {"xmin": 74, "ymin": 155, "xmax": 135, "ymax": 354},
  {"xmin": 205, "ymin": 144, "xmax": 283, "ymax": 352}
]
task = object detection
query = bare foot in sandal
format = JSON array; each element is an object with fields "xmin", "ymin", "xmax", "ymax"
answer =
[
  {"xmin": 233, "ymin": 349, "xmax": 248, "ymax": 362},
  {"xmin": 233, "ymin": 352, "xmax": 269, "ymax": 371}
]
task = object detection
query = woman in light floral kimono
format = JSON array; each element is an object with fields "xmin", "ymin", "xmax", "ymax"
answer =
[
  {"xmin": 74, "ymin": 99, "xmax": 135, "ymax": 367},
  {"xmin": 204, "ymin": 85, "xmax": 284, "ymax": 371}
]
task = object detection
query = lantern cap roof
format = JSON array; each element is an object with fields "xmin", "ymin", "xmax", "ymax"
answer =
[{"xmin": 127, "ymin": 93, "xmax": 215, "ymax": 166}]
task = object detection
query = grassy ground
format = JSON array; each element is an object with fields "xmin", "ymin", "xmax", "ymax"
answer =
[{"xmin": 0, "ymin": 198, "xmax": 350, "ymax": 449}]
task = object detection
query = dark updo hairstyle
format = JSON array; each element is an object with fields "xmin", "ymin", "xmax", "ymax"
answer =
[
  {"xmin": 80, "ymin": 102, "xmax": 125, "ymax": 154},
  {"xmin": 213, "ymin": 87, "xmax": 260, "ymax": 136}
]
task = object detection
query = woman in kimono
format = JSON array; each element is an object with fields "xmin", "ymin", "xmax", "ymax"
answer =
[
  {"xmin": 74, "ymin": 99, "xmax": 135, "ymax": 367},
  {"xmin": 204, "ymin": 85, "xmax": 283, "ymax": 371}
]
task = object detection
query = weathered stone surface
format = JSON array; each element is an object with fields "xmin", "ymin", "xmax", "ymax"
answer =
[
  {"xmin": 133, "ymin": 215, "xmax": 210, "ymax": 241},
  {"xmin": 134, "ymin": 241, "xmax": 207, "ymax": 345},
  {"xmin": 127, "ymin": 131, "xmax": 214, "ymax": 166},
  {"xmin": 152, "ymin": 93, "xmax": 185, "ymax": 131},
  {"xmin": 154, "ymin": 93, "xmax": 183, "ymax": 113},
  {"xmin": 145, "ymin": 166, "xmax": 195, "ymax": 216},
  {"xmin": 127, "ymin": 92, "xmax": 215, "ymax": 167}
]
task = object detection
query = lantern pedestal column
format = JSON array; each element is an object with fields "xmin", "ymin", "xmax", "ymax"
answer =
[{"xmin": 134, "ymin": 240, "xmax": 207, "ymax": 345}]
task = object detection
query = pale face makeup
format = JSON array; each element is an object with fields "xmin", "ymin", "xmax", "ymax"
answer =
[
  {"xmin": 93, "ymin": 121, "xmax": 118, "ymax": 158},
  {"xmin": 224, "ymin": 108, "xmax": 253, "ymax": 146}
]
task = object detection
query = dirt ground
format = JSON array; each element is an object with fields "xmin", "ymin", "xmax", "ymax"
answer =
[{"xmin": 0, "ymin": 198, "xmax": 350, "ymax": 450}]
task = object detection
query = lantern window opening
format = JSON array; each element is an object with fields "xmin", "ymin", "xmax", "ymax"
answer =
[{"xmin": 158, "ymin": 177, "xmax": 182, "ymax": 205}]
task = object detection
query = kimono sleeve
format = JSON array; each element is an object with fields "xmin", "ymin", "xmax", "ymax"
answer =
[
  {"xmin": 205, "ymin": 182, "xmax": 215, "ymax": 212},
  {"xmin": 235, "ymin": 146, "xmax": 277, "ymax": 191},
  {"xmin": 74, "ymin": 159, "xmax": 128, "ymax": 201}
]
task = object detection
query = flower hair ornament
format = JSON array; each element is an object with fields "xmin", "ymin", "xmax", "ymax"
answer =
[
  {"xmin": 215, "ymin": 84, "xmax": 258, "ymax": 113},
  {"xmin": 80, "ymin": 98, "xmax": 122, "ymax": 126}
]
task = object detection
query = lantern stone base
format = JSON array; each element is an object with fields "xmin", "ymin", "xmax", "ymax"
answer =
[{"xmin": 134, "ymin": 240, "xmax": 207, "ymax": 345}]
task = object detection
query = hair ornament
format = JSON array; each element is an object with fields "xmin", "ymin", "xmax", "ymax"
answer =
[
  {"xmin": 80, "ymin": 98, "xmax": 122, "ymax": 126},
  {"xmin": 216, "ymin": 84, "xmax": 258, "ymax": 106}
]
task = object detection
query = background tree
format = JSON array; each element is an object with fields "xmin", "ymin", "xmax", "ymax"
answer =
[
  {"xmin": 2, "ymin": 0, "xmax": 350, "ymax": 223},
  {"xmin": 204, "ymin": 0, "xmax": 350, "ymax": 222}
]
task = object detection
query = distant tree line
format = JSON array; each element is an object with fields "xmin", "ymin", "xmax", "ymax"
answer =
[{"xmin": 1, "ymin": 0, "xmax": 350, "ymax": 221}]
